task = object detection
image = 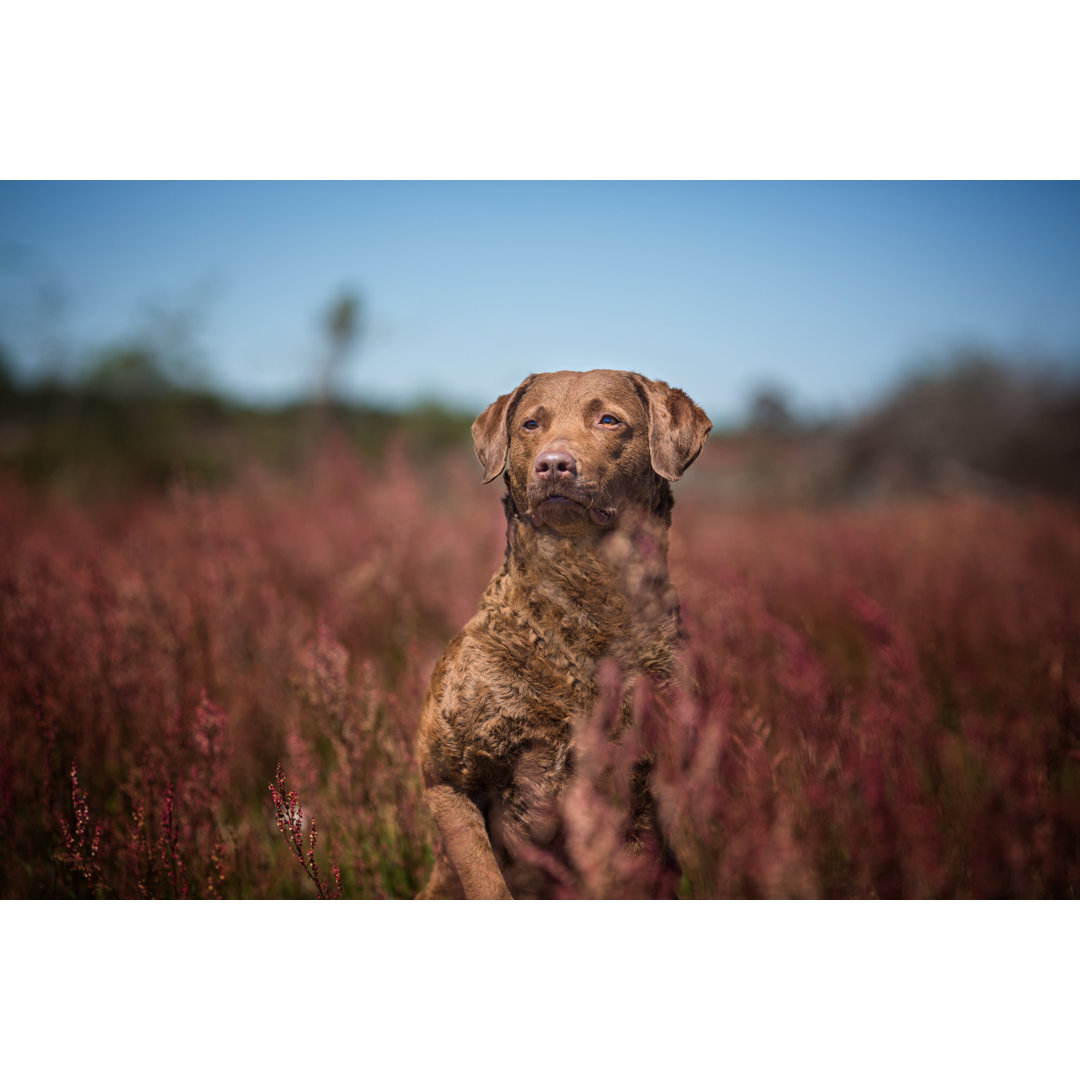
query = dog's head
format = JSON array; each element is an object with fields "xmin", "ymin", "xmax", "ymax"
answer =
[{"xmin": 472, "ymin": 370, "xmax": 712, "ymax": 536}]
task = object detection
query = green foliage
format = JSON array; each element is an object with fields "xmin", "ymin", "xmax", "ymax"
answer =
[{"xmin": 0, "ymin": 375, "xmax": 473, "ymax": 495}]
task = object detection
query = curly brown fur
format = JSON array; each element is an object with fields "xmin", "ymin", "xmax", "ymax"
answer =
[{"xmin": 416, "ymin": 369, "xmax": 711, "ymax": 898}]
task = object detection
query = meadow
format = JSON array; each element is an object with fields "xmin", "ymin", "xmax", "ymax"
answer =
[{"xmin": 3, "ymin": 436, "xmax": 1078, "ymax": 899}]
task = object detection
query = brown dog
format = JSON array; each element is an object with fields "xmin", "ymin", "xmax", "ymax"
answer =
[{"xmin": 416, "ymin": 369, "xmax": 711, "ymax": 898}]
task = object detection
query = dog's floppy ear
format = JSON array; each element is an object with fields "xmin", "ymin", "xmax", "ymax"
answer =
[
  {"xmin": 472, "ymin": 375, "xmax": 537, "ymax": 483},
  {"xmin": 631, "ymin": 374, "xmax": 712, "ymax": 481}
]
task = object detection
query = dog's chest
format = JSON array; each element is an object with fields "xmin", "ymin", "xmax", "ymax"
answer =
[
  {"xmin": 463, "ymin": 637, "xmax": 593, "ymax": 795},
  {"xmin": 446, "ymin": 552, "xmax": 675, "ymax": 800}
]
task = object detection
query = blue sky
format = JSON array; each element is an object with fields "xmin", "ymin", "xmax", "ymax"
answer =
[{"xmin": 2, "ymin": 181, "xmax": 1078, "ymax": 424}]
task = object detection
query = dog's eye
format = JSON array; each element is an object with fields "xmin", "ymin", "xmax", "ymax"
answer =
[
  {"xmin": 598, "ymin": 414, "xmax": 622, "ymax": 427},
  {"xmin": 522, "ymin": 418, "xmax": 539, "ymax": 431}
]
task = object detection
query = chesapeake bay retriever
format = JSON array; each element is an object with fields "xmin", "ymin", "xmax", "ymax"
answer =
[{"xmin": 417, "ymin": 369, "xmax": 711, "ymax": 898}]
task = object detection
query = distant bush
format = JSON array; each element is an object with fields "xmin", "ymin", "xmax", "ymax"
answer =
[{"xmin": 841, "ymin": 353, "xmax": 1080, "ymax": 502}]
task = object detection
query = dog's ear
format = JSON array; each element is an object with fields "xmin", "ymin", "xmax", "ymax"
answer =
[
  {"xmin": 631, "ymin": 374, "xmax": 712, "ymax": 481},
  {"xmin": 472, "ymin": 376, "xmax": 537, "ymax": 483}
]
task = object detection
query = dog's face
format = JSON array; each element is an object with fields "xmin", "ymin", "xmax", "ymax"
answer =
[{"xmin": 473, "ymin": 370, "xmax": 712, "ymax": 536}]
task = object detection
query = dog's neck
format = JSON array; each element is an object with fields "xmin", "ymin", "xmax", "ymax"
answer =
[
  {"xmin": 499, "ymin": 484, "xmax": 682, "ymax": 662},
  {"xmin": 500, "ymin": 471, "xmax": 674, "ymax": 554}
]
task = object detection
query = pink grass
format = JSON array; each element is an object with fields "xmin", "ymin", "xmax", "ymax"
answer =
[{"xmin": 1, "ymin": 443, "xmax": 1078, "ymax": 897}]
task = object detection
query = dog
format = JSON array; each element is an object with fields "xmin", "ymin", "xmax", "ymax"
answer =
[{"xmin": 416, "ymin": 369, "xmax": 711, "ymax": 898}]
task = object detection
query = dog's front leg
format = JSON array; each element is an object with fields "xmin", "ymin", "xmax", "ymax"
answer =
[{"xmin": 425, "ymin": 783, "xmax": 513, "ymax": 899}]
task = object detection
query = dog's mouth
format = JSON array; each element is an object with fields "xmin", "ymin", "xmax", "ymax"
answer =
[{"xmin": 530, "ymin": 494, "xmax": 615, "ymax": 530}]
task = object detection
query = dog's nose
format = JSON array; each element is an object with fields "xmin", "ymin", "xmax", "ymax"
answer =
[{"xmin": 534, "ymin": 449, "xmax": 577, "ymax": 479}]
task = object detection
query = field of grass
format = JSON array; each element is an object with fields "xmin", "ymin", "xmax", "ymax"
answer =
[{"xmin": 3, "ymin": 436, "xmax": 1078, "ymax": 898}]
